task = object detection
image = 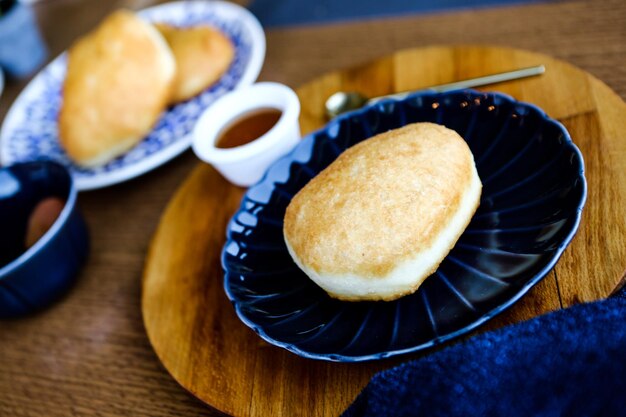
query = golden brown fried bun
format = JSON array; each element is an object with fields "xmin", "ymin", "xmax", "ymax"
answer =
[
  {"xmin": 59, "ymin": 10, "xmax": 175, "ymax": 167},
  {"xmin": 283, "ymin": 122, "xmax": 482, "ymax": 301},
  {"xmin": 156, "ymin": 23, "xmax": 234, "ymax": 103}
]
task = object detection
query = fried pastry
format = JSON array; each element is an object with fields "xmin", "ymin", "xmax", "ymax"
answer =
[
  {"xmin": 283, "ymin": 122, "xmax": 482, "ymax": 301},
  {"xmin": 59, "ymin": 10, "xmax": 175, "ymax": 167},
  {"xmin": 156, "ymin": 23, "xmax": 234, "ymax": 103}
]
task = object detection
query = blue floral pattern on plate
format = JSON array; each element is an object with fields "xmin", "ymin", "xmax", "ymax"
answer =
[
  {"xmin": 223, "ymin": 90, "xmax": 587, "ymax": 362},
  {"xmin": 0, "ymin": 1, "xmax": 265, "ymax": 190}
]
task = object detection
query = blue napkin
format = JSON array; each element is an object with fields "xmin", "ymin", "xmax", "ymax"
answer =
[
  {"xmin": 248, "ymin": 0, "xmax": 543, "ymax": 27},
  {"xmin": 344, "ymin": 284, "xmax": 626, "ymax": 417}
]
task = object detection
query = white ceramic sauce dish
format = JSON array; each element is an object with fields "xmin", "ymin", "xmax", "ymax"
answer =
[{"xmin": 192, "ymin": 82, "xmax": 301, "ymax": 187}]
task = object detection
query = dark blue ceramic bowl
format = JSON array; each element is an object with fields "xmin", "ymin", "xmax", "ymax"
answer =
[
  {"xmin": 222, "ymin": 90, "xmax": 587, "ymax": 362},
  {"xmin": 0, "ymin": 161, "xmax": 89, "ymax": 318}
]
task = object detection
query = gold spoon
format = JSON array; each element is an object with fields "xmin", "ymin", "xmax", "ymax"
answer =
[{"xmin": 325, "ymin": 65, "xmax": 546, "ymax": 119}]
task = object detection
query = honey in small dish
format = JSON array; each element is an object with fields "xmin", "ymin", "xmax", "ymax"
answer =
[{"xmin": 216, "ymin": 107, "xmax": 282, "ymax": 149}]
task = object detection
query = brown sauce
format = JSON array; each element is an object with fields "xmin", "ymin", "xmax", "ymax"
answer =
[
  {"xmin": 25, "ymin": 197, "xmax": 66, "ymax": 248},
  {"xmin": 216, "ymin": 108, "xmax": 282, "ymax": 149}
]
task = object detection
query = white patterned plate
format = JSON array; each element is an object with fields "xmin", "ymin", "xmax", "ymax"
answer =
[{"xmin": 0, "ymin": 1, "xmax": 265, "ymax": 190}]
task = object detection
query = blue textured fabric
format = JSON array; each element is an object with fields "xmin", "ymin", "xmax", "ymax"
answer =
[
  {"xmin": 248, "ymin": 0, "xmax": 544, "ymax": 27},
  {"xmin": 343, "ymin": 285, "xmax": 626, "ymax": 417}
]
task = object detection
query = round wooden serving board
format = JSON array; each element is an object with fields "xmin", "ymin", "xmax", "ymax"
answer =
[{"xmin": 142, "ymin": 45, "xmax": 626, "ymax": 416}]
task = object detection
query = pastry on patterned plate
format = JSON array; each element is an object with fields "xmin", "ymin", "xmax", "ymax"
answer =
[
  {"xmin": 59, "ymin": 10, "xmax": 175, "ymax": 167},
  {"xmin": 156, "ymin": 23, "xmax": 235, "ymax": 104}
]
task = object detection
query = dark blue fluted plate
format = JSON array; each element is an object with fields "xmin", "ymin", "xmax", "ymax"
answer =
[{"xmin": 222, "ymin": 90, "xmax": 587, "ymax": 362}]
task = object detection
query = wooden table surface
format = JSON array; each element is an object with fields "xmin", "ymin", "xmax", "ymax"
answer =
[{"xmin": 0, "ymin": 0, "xmax": 624, "ymax": 415}]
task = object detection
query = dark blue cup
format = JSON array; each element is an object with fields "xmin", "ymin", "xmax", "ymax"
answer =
[{"xmin": 0, "ymin": 161, "xmax": 88, "ymax": 318}]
